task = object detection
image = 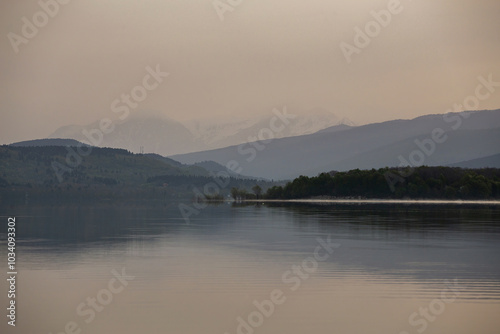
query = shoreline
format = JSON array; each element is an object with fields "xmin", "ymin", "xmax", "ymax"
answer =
[{"xmin": 238, "ymin": 199, "xmax": 500, "ymax": 205}]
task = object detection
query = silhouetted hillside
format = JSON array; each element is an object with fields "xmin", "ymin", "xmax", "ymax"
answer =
[
  {"xmin": 0, "ymin": 145, "xmax": 205, "ymax": 187},
  {"xmin": 0, "ymin": 145, "xmax": 276, "ymax": 202},
  {"xmin": 10, "ymin": 138, "xmax": 88, "ymax": 147}
]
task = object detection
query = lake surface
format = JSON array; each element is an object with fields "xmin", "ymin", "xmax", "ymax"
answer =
[{"xmin": 1, "ymin": 201, "xmax": 500, "ymax": 334}]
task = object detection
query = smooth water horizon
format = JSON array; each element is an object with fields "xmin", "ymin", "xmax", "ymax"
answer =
[{"xmin": 1, "ymin": 201, "xmax": 500, "ymax": 334}]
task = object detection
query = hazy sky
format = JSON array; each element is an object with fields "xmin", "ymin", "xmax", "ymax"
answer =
[{"xmin": 1, "ymin": 0, "xmax": 499, "ymax": 144}]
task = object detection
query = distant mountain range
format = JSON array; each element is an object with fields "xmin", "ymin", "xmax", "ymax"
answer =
[
  {"xmin": 171, "ymin": 109, "xmax": 500, "ymax": 180},
  {"xmin": 48, "ymin": 108, "xmax": 343, "ymax": 156},
  {"xmin": 448, "ymin": 153, "xmax": 500, "ymax": 168},
  {"xmin": 15, "ymin": 109, "xmax": 500, "ymax": 181}
]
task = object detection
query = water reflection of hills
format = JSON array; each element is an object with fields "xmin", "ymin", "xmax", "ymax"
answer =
[
  {"xmin": 0, "ymin": 201, "xmax": 186, "ymax": 246},
  {"xmin": 1, "ymin": 201, "xmax": 499, "ymax": 293},
  {"xmin": 2, "ymin": 200, "xmax": 499, "ymax": 247}
]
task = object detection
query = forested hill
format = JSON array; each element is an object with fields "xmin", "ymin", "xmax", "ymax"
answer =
[
  {"xmin": 0, "ymin": 145, "xmax": 209, "ymax": 186},
  {"xmin": 0, "ymin": 145, "xmax": 273, "ymax": 201},
  {"xmin": 264, "ymin": 167, "xmax": 500, "ymax": 200}
]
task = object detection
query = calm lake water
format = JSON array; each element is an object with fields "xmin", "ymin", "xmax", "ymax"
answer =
[{"xmin": 1, "ymin": 201, "xmax": 500, "ymax": 334}]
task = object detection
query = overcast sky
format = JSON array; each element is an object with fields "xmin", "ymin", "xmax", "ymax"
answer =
[{"xmin": 1, "ymin": 0, "xmax": 499, "ymax": 144}]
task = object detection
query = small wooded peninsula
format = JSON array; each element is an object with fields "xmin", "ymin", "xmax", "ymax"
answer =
[{"xmin": 260, "ymin": 167, "xmax": 500, "ymax": 200}]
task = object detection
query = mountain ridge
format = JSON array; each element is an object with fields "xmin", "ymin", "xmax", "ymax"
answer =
[
  {"xmin": 171, "ymin": 109, "xmax": 500, "ymax": 180},
  {"xmin": 47, "ymin": 108, "xmax": 342, "ymax": 156}
]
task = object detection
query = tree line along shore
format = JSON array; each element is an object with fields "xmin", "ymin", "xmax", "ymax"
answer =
[{"xmin": 232, "ymin": 167, "xmax": 500, "ymax": 201}]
